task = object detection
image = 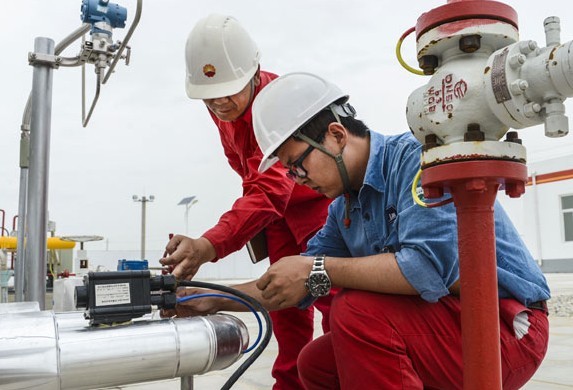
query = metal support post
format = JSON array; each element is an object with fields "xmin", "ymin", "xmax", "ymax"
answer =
[
  {"xmin": 141, "ymin": 199, "xmax": 146, "ymax": 259},
  {"xmin": 133, "ymin": 195, "xmax": 154, "ymax": 259},
  {"xmin": 24, "ymin": 37, "xmax": 55, "ymax": 308}
]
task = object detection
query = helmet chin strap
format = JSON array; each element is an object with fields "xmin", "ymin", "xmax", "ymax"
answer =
[{"xmin": 293, "ymin": 104, "xmax": 353, "ymax": 227}]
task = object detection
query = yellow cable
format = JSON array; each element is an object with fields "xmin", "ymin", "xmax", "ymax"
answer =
[
  {"xmin": 396, "ymin": 27, "xmax": 425, "ymax": 76},
  {"xmin": 411, "ymin": 168, "xmax": 428, "ymax": 207},
  {"xmin": 411, "ymin": 168, "xmax": 454, "ymax": 208}
]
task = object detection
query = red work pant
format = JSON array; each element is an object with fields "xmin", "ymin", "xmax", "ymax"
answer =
[
  {"xmin": 266, "ymin": 219, "xmax": 337, "ymax": 390},
  {"xmin": 298, "ymin": 290, "xmax": 549, "ymax": 390}
]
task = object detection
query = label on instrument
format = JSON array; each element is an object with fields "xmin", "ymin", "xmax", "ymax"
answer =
[
  {"xmin": 492, "ymin": 48, "xmax": 512, "ymax": 103},
  {"xmin": 95, "ymin": 283, "xmax": 131, "ymax": 306}
]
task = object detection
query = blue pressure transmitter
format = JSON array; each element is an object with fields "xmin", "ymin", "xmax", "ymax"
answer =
[{"xmin": 81, "ymin": 0, "xmax": 127, "ymax": 35}]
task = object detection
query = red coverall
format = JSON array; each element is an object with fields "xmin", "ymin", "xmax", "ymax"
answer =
[
  {"xmin": 201, "ymin": 71, "xmax": 335, "ymax": 390},
  {"xmin": 298, "ymin": 291, "xmax": 549, "ymax": 390}
]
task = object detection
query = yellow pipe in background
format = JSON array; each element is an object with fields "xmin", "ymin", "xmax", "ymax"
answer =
[{"xmin": 0, "ymin": 236, "xmax": 76, "ymax": 250}]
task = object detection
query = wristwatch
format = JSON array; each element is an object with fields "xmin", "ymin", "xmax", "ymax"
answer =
[{"xmin": 305, "ymin": 255, "xmax": 331, "ymax": 298}]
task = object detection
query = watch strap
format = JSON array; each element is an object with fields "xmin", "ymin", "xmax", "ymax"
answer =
[{"xmin": 312, "ymin": 255, "xmax": 326, "ymax": 271}]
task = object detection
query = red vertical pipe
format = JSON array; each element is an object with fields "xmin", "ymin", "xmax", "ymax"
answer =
[
  {"xmin": 422, "ymin": 160, "xmax": 527, "ymax": 389},
  {"xmin": 452, "ymin": 178, "xmax": 502, "ymax": 389}
]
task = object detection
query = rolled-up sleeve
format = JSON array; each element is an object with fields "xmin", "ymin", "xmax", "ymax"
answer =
[{"xmin": 391, "ymin": 145, "xmax": 459, "ymax": 302}]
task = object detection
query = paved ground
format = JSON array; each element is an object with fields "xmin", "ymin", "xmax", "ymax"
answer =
[
  {"xmin": 105, "ymin": 273, "xmax": 573, "ymax": 390},
  {"xmin": 523, "ymin": 273, "xmax": 573, "ymax": 390}
]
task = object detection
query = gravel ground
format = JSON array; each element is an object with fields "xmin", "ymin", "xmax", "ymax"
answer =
[{"xmin": 548, "ymin": 294, "xmax": 573, "ymax": 317}]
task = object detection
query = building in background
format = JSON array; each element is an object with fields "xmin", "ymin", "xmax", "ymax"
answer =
[{"xmin": 499, "ymin": 155, "xmax": 573, "ymax": 272}]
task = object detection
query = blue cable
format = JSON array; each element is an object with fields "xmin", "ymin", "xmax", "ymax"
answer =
[{"xmin": 177, "ymin": 293, "xmax": 263, "ymax": 354}]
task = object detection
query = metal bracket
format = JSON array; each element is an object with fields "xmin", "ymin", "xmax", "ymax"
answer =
[
  {"xmin": 28, "ymin": 52, "xmax": 84, "ymax": 68},
  {"xmin": 28, "ymin": 52, "xmax": 61, "ymax": 68}
]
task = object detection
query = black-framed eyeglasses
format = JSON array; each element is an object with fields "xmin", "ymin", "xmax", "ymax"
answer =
[{"xmin": 286, "ymin": 144, "xmax": 315, "ymax": 180}]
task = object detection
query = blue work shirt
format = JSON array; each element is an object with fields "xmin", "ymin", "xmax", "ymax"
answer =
[{"xmin": 305, "ymin": 131, "xmax": 550, "ymax": 305}]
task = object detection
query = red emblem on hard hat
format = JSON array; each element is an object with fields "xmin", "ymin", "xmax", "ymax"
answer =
[{"xmin": 203, "ymin": 64, "xmax": 216, "ymax": 78}]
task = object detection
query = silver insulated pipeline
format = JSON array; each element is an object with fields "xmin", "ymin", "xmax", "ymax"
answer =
[{"xmin": 0, "ymin": 305, "xmax": 248, "ymax": 390}]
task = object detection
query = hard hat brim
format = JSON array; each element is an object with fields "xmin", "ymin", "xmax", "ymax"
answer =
[
  {"xmin": 258, "ymin": 153, "xmax": 280, "ymax": 173},
  {"xmin": 185, "ymin": 69, "xmax": 256, "ymax": 100}
]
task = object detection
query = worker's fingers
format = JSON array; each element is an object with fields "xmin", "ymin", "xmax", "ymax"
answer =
[
  {"xmin": 172, "ymin": 260, "xmax": 198, "ymax": 280},
  {"xmin": 164, "ymin": 234, "xmax": 184, "ymax": 255},
  {"xmin": 256, "ymin": 273, "xmax": 270, "ymax": 291},
  {"xmin": 159, "ymin": 254, "xmax": 179, "ymax": 266},
  {"xmin": 260, "ymin": 286, "xmax": 275, "ymax": 300},
  {"xmin": 160, "ymin": 245, "xmax": 185, "ymax": 266}
]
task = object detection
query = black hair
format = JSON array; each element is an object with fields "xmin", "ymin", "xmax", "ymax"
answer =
[{"xmin": 297, "ymin": 101, "xmax": 369, "ymax": 144}]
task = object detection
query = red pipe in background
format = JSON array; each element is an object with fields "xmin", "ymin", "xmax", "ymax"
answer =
[{"xmin": 423, "ymin": 160, "xmax": 526, "ymax": 389}]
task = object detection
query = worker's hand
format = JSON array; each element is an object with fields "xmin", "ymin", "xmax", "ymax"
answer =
[
  {"xmin": 160, "ymin": 287, "xmax": 220, "ymax": 318},
  {"xmin": 160, "ymin": 235, "xmax": 216, "ymax": 280},
  {"xmin": 256, "ymin": 255, "xmax": 313, "ymax": 309}
]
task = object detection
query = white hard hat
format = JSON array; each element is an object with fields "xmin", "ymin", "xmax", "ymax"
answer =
[
  {"xmin": 253, "ymin": 72, "xmax": 348, "ymax": 172},
  {"xmin": 185, "ymin": 14, "xmax": 260, "ymax": 99}
]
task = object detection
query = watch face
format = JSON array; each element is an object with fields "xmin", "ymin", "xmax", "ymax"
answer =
[{"xmin": 309, "ymin": 272, "xmax": 331, "ymax": 297}]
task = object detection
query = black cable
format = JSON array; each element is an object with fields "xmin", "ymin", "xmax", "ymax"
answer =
[{"xmin": 177, "ymin": 280, "xmax": 273, "ymax": 390}]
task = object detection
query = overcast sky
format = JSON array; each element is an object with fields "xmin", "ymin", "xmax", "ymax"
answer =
[{"xmin": 1, "ymin": 0, "xmax": 573, "ymax": 256}]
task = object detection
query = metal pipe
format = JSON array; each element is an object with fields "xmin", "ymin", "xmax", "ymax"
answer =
[
  {"xmin": 21, "ymin": 24, "xmax": 91, "ymax": 131},
  {"xmin": 181, "ymin": 376, "xmax": 194, "ymax": 389},
  {"xmin": 544, "ymin": 16, "xmax": 561, "ymax": 47},
  {"xmin": 15, "ymin": 168, "xmax": 27, "ymax": 300},
  {"xmin": 423, "ymin": 160, "xmax": 527, "ymax": 389},
  {"xmin": 25, "ymin": 37, "xmax": 55, "ymax": 309},
  {"xmin": 0, "ymin": 310, "xmax": 248, "ymax": 390},
  {"xmin": 103, "ymin": 0, "xmax": 143, "ymax": 84},
  {"xmin": 16, "ymin": 24, "xmax": 90, "ymax": 302},
  {"xmin": 81, "ymin": 67, "xmax": 102, "ymax": 127},
  {"xmin": 454, "ymin": 181, "xmax": 502, "ymax": 390},
  {"xmin": 0, "ymin": 209, "xmax": 5, "ymax": 236}
]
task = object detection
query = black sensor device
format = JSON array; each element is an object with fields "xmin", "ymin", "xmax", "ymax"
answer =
[{"xmin": 75, "ymin": 271, "xmax": 177, "ymax": 326}]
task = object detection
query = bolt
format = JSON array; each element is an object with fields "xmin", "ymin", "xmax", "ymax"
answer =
[
  {"xmin": 504, "ymin": 131, "xmax": 522, "ymax": 144},
  {"xmin": 464, "ymin": 123, "xmax": 485, "ymax": 141},
  {"xmin": 510, "ymin": 79, "xmax": 529, "ymax": 95},
  {"xmin": 459, "ymin": 35, "xmax": 481, "ymax": 53},
  {"xmin": 509, "ymin": 54, "xmax": 526, "ymax": 69},
  {"xmin": 423, "ymin": 134, "xmax": 439, "ymax": 151},
  {"xmin": 418, "ymin": 55, "xmax": 439, "ymax": 75},
  {"xmin": 519, "ymin": 40, "xmax": 538, "ymax": 55},
  {"xmin": 523, "ymin": 102, "xmax": 542, "ymax": 118},
  {"xmin": 505, "ymin": 182, "xmax": 525, "ymax": 198},
  {"xmin": 424, "ymin": 186, "xmax": 444, "ymax": 199},
  {"xmin": 465, "ymin": 179, "xmax": 486, "ymax": 192}
]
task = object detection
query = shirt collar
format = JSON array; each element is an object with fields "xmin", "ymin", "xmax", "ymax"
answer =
[{"xmin": 362, "ymin": 131, "xmax": 387, "ymax": 194}]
